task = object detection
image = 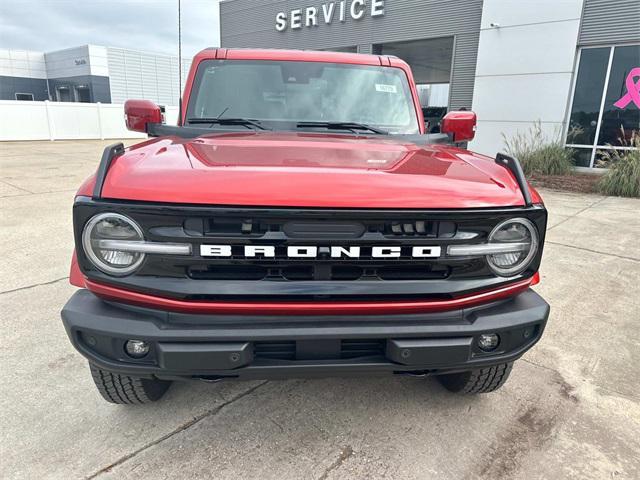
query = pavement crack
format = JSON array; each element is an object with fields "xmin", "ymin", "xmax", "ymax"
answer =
[
  {"xmin": 317, "ymin": 445, "xmax": 354, "ymax": 480},
  {"xmin": 546, "ymin": 241, "xmax": 639, "ymax": 262},
  {"xmin": 0, "ymin": 188, "xmax": 76, "ymax": 199},
  {"xmin": 0, "ymin": 276, "xmax": 69, "ymax": 295},
  {"xmin": 547, "ymin": 196, "xmax": 607, "ymax": 231},
  {"xmin": 86, "ymin": 380, "xmax": 269, "ymax": 479},
  {"xmin": 268, "ymin": 416, "xmax": 285, "ymax": 433},
  {"xmin": 521, "ymin": 357, "xmax": 557, "ymax": 374},
  {"xmin": 522, "ymin": 358, "xmax": 639, "ymax": 402},
  {"xmin": 0, "ymin": 178, "xmax": 33, "ymax": 194}
]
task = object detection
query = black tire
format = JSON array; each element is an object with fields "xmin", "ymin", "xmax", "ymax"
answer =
[
  {"xmin": 89, "ymin": 363, "xmax": 171, "ymax": 404},
  {"xmin": 437, "ymin": 362, "xmax": 513, "ymax": 394}
]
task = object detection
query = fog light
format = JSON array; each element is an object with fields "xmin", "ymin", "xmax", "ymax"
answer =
[
  {"xmin": 125, "ymin": 340, "xmax": 150, "ymax": 358},
  {"xmin": 478, "ymin": 333, "xmax": 500, "ymax": 352}
]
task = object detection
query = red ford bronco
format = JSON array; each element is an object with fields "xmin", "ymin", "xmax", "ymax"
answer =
[{"xmin": 61, "ymin": 49, "xmax": 549, "ymax": 404}]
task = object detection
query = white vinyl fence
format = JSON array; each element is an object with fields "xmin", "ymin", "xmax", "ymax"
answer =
[{"xmin": 0, "ymin": 100, "xmax": 179, "ymax": 141}]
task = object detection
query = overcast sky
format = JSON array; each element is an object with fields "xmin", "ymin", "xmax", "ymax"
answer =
[{"xmin": 0, "ymin": 0, "xmax": 221, "ymax": 58}]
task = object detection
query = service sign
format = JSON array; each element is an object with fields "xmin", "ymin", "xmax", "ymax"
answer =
[{"xmin": 276, "ymin": 0, "xmax": 385, "ymax": 31}]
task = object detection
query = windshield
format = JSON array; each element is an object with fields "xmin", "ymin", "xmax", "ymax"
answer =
[{"xmin": 186, "ymin": 60, "xmax": 420, "ymax": 134}]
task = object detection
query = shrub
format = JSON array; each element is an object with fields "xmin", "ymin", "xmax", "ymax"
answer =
[
  {"xmin": 502, "ymin": 122, "xmax": 574, "ymax": 176},
  {"xmin": 597, "ymin": 131, "xmax": 640, "ymax": 198}
]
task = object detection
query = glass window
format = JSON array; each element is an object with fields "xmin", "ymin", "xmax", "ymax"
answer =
[
  {"xmin": 187, "ymin": 60, "xmax": 420, "ymax": 134},
  {"xmin": 374, "ymin": 37, "xmax": 453, "ymax": 133},
  {"xmin": 373, "ymin": 37, "xmax": 454, "ymax": 85},
  {"xmin": 598, "ymin": 45, "xmax": 640, "ymax": 146},
  {"xmin": 566, "ymin": 44, "xmax": 640, "ymax": 168},
  {"xmin": 568, "ymin": 48, "xmax": 610, "ymax": 145},
  {"xmin": 323, "ymin": 46, "xmax": 358, "ymax": 53},
  {"xmin": 569, "ymin": 147, "xmax": 593, "ymax": 168}
]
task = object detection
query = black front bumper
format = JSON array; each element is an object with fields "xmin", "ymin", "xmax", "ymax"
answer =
[{"xmin": 61, "ymin": 289, "xmax": 549, "ymax": 381}]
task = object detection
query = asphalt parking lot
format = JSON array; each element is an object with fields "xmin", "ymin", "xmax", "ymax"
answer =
[{"xmin": 1, "ymin": 139, "xmax": 639, "ymax": 480}]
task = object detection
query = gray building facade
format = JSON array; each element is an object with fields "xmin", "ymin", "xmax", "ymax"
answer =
[
  {"xmin": 0, "ymin": 45, "xmax": 189, "ymax": 106},
  {"xmin": 220, "ymin": 0, "xmax": 483, "ymax": 111}
]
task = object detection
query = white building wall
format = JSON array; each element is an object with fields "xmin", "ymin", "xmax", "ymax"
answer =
[
  {"xmin": 0, "ymin": 49, "xmax": 47, "ymax": 79},
  {"xmin": 106, "ymin": 47, "xmax": 190, "ymax": 106},
  {"xmin": 468, "ymin": 0, "xmax": 584, "ymax": 156},
  {"xmin": 87, "ymin": 45, "xmax": 110, "ymax": 77},
  {"xmin": 0, "ymin": 100, "xmax": 179, "ymax": 141}
]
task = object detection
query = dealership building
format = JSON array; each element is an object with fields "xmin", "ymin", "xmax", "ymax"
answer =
[
  {"xmin": 220, "ymin": 0, "xmax": 639, "ymax": 167},
  {"xmin": 0, "ymin": 45, "xmax": 189, "ymax": 106}
]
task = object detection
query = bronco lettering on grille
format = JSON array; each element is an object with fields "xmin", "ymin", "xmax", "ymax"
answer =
[{"xmin": 200, "ymin": 245, "xmax": 441, "ymax": 258}]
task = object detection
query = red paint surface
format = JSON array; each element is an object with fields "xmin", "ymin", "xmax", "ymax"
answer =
[
  {"xmin": 78, "ymin": 132, "xmax": 533, "ymax": 208},
  {"xmin": 124, "ymin": 99, "xmax": 163, "ymax": 133},
  {"xmin": 441, "ymin": 111, "xmax": 477, "ymax": 143},
  {"xmin": 69, "ymin": 251, "xmax": 84, "ymax": 287},
  {"xmin": 83, "ymin": 275, "xmax": 537, "ymax": 316}
]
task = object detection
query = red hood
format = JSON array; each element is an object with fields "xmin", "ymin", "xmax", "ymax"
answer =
[{"xmin": 91, "ymin": 132, "xmax": 529, "ymax": 209}]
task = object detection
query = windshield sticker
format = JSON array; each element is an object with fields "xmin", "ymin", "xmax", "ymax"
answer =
[{"xmin": 375, "ymin": 84, "xmax": 398, "ymax": 94}]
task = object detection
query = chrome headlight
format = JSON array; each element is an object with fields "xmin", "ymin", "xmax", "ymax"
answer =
[
  {"xmin": 82, "ymin": 213, "xmax": 146, "ymax": 276},
  {"xmin": 486, "ymin": 218, "xmax": 539, "ymax": 276}
]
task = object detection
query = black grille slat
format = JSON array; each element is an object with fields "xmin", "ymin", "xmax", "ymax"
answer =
[
  {"xmin": 388, "ymin": 220, "xmax": 444, "ymax": 237},
  {"xmin": 282, "ymin": 266, "xmax": 314, "ymax": 281},
  {"xmin": 254, "ymin": 341, "xmax": 296, "ymax": 360},
  {"xmin": 193, "ymin": 218, "xmax": 456, "ymax": 239},
  {"xmin": 253, "ymin": 340, "xmax": 385, "ymax": 361},
  {"xmin": 377, "ymin": 265, "xmax": 449, "ymax": 281},
  {"xmin": 189, "ymin": 265, "xmax": 267, "ymax": 280},
  {"xmin": 187, "ymin": 263, "xmax": 451, "ymax": 281},
  {"xmin": 283, "ymin": 221, "xmax": 365, "ymax": 238},
  {"xmin": 203, "ymin": 217, "xmax": 269, "ymax": 236},
  {"xmin": 340, "ymin": 339, "xmax": 385, "ymax": 359},
  {"xmin": 331, "ymin": 266, "xmax": 363, "ymax": 280}
]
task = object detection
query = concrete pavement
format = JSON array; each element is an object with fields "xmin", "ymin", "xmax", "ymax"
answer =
[{"xmin": 1, "ymin": 140, "xmax": 639, "ymax": 479}]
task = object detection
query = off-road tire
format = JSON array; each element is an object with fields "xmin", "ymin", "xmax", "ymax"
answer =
[
  {"xmin": 89, "ymin": 363, "xmax": 171, "ymax": 404},
  {"xmin": 437, "ymin": 362, "xmax": 513, "ymax": 394}
]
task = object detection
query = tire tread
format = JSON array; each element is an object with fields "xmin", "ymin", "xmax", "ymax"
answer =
[
  {"xmin": 89, "ymin": 364, "xmax": 170, "ymax": 404},
  {"xmin": 438, "ymin": 362, "xmax": 513, "ymax": 394}
]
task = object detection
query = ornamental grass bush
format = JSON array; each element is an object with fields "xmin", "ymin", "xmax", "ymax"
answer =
[
  {"xmin": 502, "ymin": 122, "xmax": 574, "ymax": 176},
  {"xmin": 597, "ymin": 130, "xmax": 640, "ymax": 198}
]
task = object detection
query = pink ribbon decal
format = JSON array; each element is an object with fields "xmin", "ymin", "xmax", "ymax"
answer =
[{"xmin": 614, "ymin": 67, "xmax": 640, "ymax": 109}]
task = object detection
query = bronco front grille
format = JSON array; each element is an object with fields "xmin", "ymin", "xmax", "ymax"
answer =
[
  {"xmin": 178, "ymin": 216, "xmax": 470, "ymax": 282},
  {"xmin": 73, "ymin": 199, "xmax": 547, "ymax": 301}
]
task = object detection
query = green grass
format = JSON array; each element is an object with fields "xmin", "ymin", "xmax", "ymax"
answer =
[
  {"xmin": 502, "ymin": 122, "xmax": 574, "ymax": 176},
  {"xmin": 597, "ymin": 131, "xmax": 640, "ymax": 198}
]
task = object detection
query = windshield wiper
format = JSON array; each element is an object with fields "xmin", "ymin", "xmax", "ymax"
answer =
[
  {"xmin": 187, "ymin": 117, "xmax": 269, "ymax": 130},
  {"xmin": 296, "ymin": 122, "xmax": 388, "ymax": 135}
]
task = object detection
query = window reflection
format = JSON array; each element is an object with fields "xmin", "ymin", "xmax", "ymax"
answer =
[
  {"xmin": 568, "ymin": 48, "xmax": 610, "ymax": 145},
  {"xmin": 569, "ymin": 147, "xmax": 593, "ymax": 168},
  {"xmin": 566, "ymin": 45, "xmax": 640, "ymax": 168},
  {"xmin": 598, "ymin": 45, "xmax": 640, "ymax": 146},
  {"xmin": 188, "ymin": 60, "xmax": 420, "ymax": 134}
]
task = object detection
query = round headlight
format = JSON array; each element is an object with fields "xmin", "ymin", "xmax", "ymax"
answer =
[
  {"xmin": 82, "ymin": 213, "xmax": 145, "ymax": 276},
  {"xmin": 486, "ymin": 218, "xmax": 539, "ymax": 276}
]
